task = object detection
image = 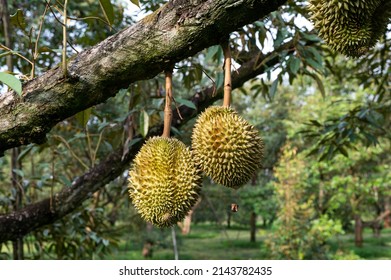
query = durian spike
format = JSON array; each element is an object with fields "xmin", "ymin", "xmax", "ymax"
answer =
[
  {"xmin": 162, "ymin": 69, "xmax": 173, "ymax": 138},
  {"xmin": 221, "ymin": 41, "xmax": 232, "ymax": 108}
]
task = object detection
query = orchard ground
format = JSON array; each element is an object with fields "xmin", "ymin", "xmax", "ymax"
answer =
[{"xmin": 106, "ymin": 223, "xmax": 391, "ymax": 260}]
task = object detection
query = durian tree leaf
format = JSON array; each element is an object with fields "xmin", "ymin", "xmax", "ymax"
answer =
[
  {"xmin": 127, "ymin": 137, "xmax": 142, "ymax": 148},
  {"xmin": 205, "ymin": 45, "xmax": 220, "ymax": 62},
  {"xmin": 306, "ymin": 146, "xmax": 320, "ymax": 157},
  {"xmin": 12, "ymin": 169, "xmax": 24, "ymax": 178},
  {"xmin": 99, "ymin": 0, "xmax": 115, "ymax": 26},
  {"xmin": 175, "ymin": 98, "xmax": 197, "ymax": 110},
  {"xmin": 313, "ymin": 74, "xmax": 325, "ymax": 98},
  {"xmin": 269, "ymin": 78, "xmax": 278, "ymax": 100},
  {"xmin": 306, "ymin": 46, "xmax": 323, "ymax": 66},
  {"xmin": 363, "ymin": 132, "xmax": 379, "ymax": 146},
  {"xmin": 139, "ymin": 109, "xmax": 149, "ymax": 137},
  {"xmin": 129, "ymin": 0, "xmax": 140, "ymax": 7},
  {"xmin": 10, "ymin": 9, "xmax": 27, "ymax": 30},
  {"xmin": 215, "ymin": 72, "xmax": 224, "ymax": 89},
  {"xmin": 170, "ymin": 126, "xmax": 181, "ymax": 136},
  {"xmin": 300, "ymin": 32, "xmax": 321, "ymax": 43},
  {"xmin": 306, "ymin": 72, "xmax": 325, "ymax": 98},
  {"xmin": 59, "ymin": 175, "xmax": 72, "ymax": 187},
  {"xmin": 17, "ymin": 144, "xmax": 35, "ymax": 162},
  {"xmin": 289, "ymin": 56, "xmax": 300, "ymax": 74},
  {"xmin": 338, "ymin": 146, "xmax": 349, "ymax": 158},
  {"xmin": 257, "ymin": 22, "xmax": 267, "ymax": 48},
  {"xmin": 365, "ymin": 110, "xmax": 384, "ymax": 128},
  {"xmin": 75, "ymin": 108, "xmax": 92, "ymax": 127},
  {"xmin": 309, "ymin": 120, "xmax": 322, "ymax": 127},
  {"xmin": 274, "ymin": 28, "xmax": 287, "ymax": 48},
  {"xmin": 0, "ymin": 72, "xmax": 22, "ymax": 96},
  {"xmin": 305, "ymin": 58, "xmax": 322, "ymax": 72}
]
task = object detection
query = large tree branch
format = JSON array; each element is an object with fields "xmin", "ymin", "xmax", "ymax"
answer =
[
  {"xmin": 0, "ymin": 40, "xmax": 292, "ymax": 243},
  {"xmin": 0, "ymin": 0, "xmax": 286, "ymax": 156}
]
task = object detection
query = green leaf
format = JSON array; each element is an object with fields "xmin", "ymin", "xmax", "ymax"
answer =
[
  {"xmin": 300, "ymin": 32, "xmax": 321, "ymax": 42},
  {"xmin": 10, "ymin": 9, "xmax": 27, "ymax": 30},
  {"xmin": 129, "ymin": 0, "xmax": 140, "ymax": 7},
  {"xmin": 269, "ymin": 79, "xmax": 278, "ymax": 100},
  {"xmin": 17, "ymin": 145, "xmax": 34, "ymax": 161},
  {"xmin": 12, "ymin": 169, "xmax": 24, "ymax": 178},
  {"xmin": 75, "ymin": 108, "xmax": 92, "ymax": 127},
  {"xmin": 139, "ymin": 109, "xmax": 149, "ymax": 137},
  {"xmin": 128, "ymin": 137, "xmax": 142, "ymax": 147},
  {"xmin": 59, "ymin": 175, "xmax": 72, "ymax": 187},
  {"xmin": 257, "ymin": 23, "xmax": 267, "ymax": 48},
  {"xmin": 0, "ymin": 72, "xmax": 22, "ymax": 96},
  {"xmin": 307, "ymin": 46, "xmax": 323, "ymax": 66},
  {"xmin": 205, "ymin": 45, "xmax": 220, "ymax": 62},
  {"xmin": 175, "ymin": 98, "xmax": 196, "ymax": 110},
  {"xmin": 306, "ymin": 58, "xmax": 322, "ymax": 71},
  {"xmin": 338, "ymin": 146, "xmax": 349, "ymax": 158},
  {"xmin": 306, "ymin": 72, "xmax": 326, "ymax": 98},
  {"xmin": 274, "ymin": 28, "xmax": 287, "ymax": 48},
  {"xmin": 289, "ymin": 56, "xmax": 300, "ymax": 74},
  {"xmin": 215, "ymin": 72, "xmax": 224, "ymax": 89},
  {"xmin": 313, "ymin": 74, "xmax": 325, "ymax": 98},
  {"xmin": 99, "ymin": 0, "xmax": 115, "ymax": 26},
  {"xmin": 309, "ymin": 120, "xmax": 322, "ymax": 127}
]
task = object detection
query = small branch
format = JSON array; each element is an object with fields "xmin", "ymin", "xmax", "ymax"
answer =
[
  {"xmin": 0, "ymin": 44, "xmax": 33, "ymax": 66},
  {"xmin": 162, "ymin": 69, "xmax": 174, "ymax": 138},
  {"xmin": 31, "ymin": 2, "xmax": 50, "ymax": 78},
  {"xmin": 221, "ymin": 41, "xmax": 232, "ymax": 107},
  {"xmin": 62, "ymin": 0, "xmax": 68, "ymax": 77}
]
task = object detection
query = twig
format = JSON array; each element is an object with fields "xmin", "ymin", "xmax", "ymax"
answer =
[
  {"xmin": 221, "ymin": 41, "xmax": 232, "ymax": 107},
  {"xmin": 32, "ymin": 1, "xmax": 50, "ymax": 78},
  {"xmin": 62, "ymin": 0, "xmax": 68, "ymax": 77},
  {"xmin": 162, "ymin": 69, "xmax": 174, "ymax": 138}
]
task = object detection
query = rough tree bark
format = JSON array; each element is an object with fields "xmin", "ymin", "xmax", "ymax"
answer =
[
  {"xmin": 0, "ymin": 0, "xmax": 291, "ymax": 243},
  {"xmin": 0, "ymin": 0, "xmax": 286, "ymax": 156}
]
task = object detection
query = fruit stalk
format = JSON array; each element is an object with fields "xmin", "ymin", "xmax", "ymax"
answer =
[
  {"xmin": 163, "ymin": 69, "xmax": 173, "ymax": 138},
  {"xmin": 221, "ymin": 41, "xmax": 232, "ymax": 108}
]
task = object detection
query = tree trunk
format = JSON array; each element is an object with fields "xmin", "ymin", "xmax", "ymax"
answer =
[
  {"xmin": 250, "ymin": 212, "xmax": 256, "ymax": 243},
  {"xmin": 354, "ymin": 214, "xmax": 363, "ymax": 247}
]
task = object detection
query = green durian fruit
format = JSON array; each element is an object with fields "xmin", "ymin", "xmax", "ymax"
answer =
[
  {"xmin": 128, "ymin": 136, "xmax": 202, "ymax": 227},
  {"xmin": 191, "ymin": 106, "xmax": 264, "ymax": 189},
  {"xmin": 308, "ymin": 0, "xmax": 391, "ymax": 57}
]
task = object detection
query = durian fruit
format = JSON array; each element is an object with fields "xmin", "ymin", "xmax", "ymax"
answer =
[
  {"xmin": 128, "ymin": 136, "xmax": 202, "ymax": 227},
  {"xmin": 191, "ymin": 106, "xmax": 264, "ymax": 189},
  {"xmin": 308, "ymin": 0, "xmax": 391, "ymax": 57}
]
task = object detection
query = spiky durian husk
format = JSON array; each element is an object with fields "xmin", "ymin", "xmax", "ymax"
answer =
[
  {"xmin": 308, "ymin": 0, "xmax": 391, "ymax": 57},
  {"xmin": 191, "ymin": 106, "xmax": 264, "ymax": 189},
  {"xmin": 128, "ymin": 137, "xmax": 202, "ymax": 227}
]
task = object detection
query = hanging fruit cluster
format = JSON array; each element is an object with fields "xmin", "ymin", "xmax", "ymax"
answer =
[
  {"xmin": 128, "ymin": 41, "xmax": 264, "ymax": 227},
  {"xmin": 308, "ymin": 0, "xmax": 391, "ymax": 57}
]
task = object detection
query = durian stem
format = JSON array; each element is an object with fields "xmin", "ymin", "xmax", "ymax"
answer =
[
  {"xmin": 162, "ymin": 69, "xmax": 173, "ymax": 138},
  {"xmin": 221, "ymin": 41, "xmax": 232, "ymax": 108}
]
